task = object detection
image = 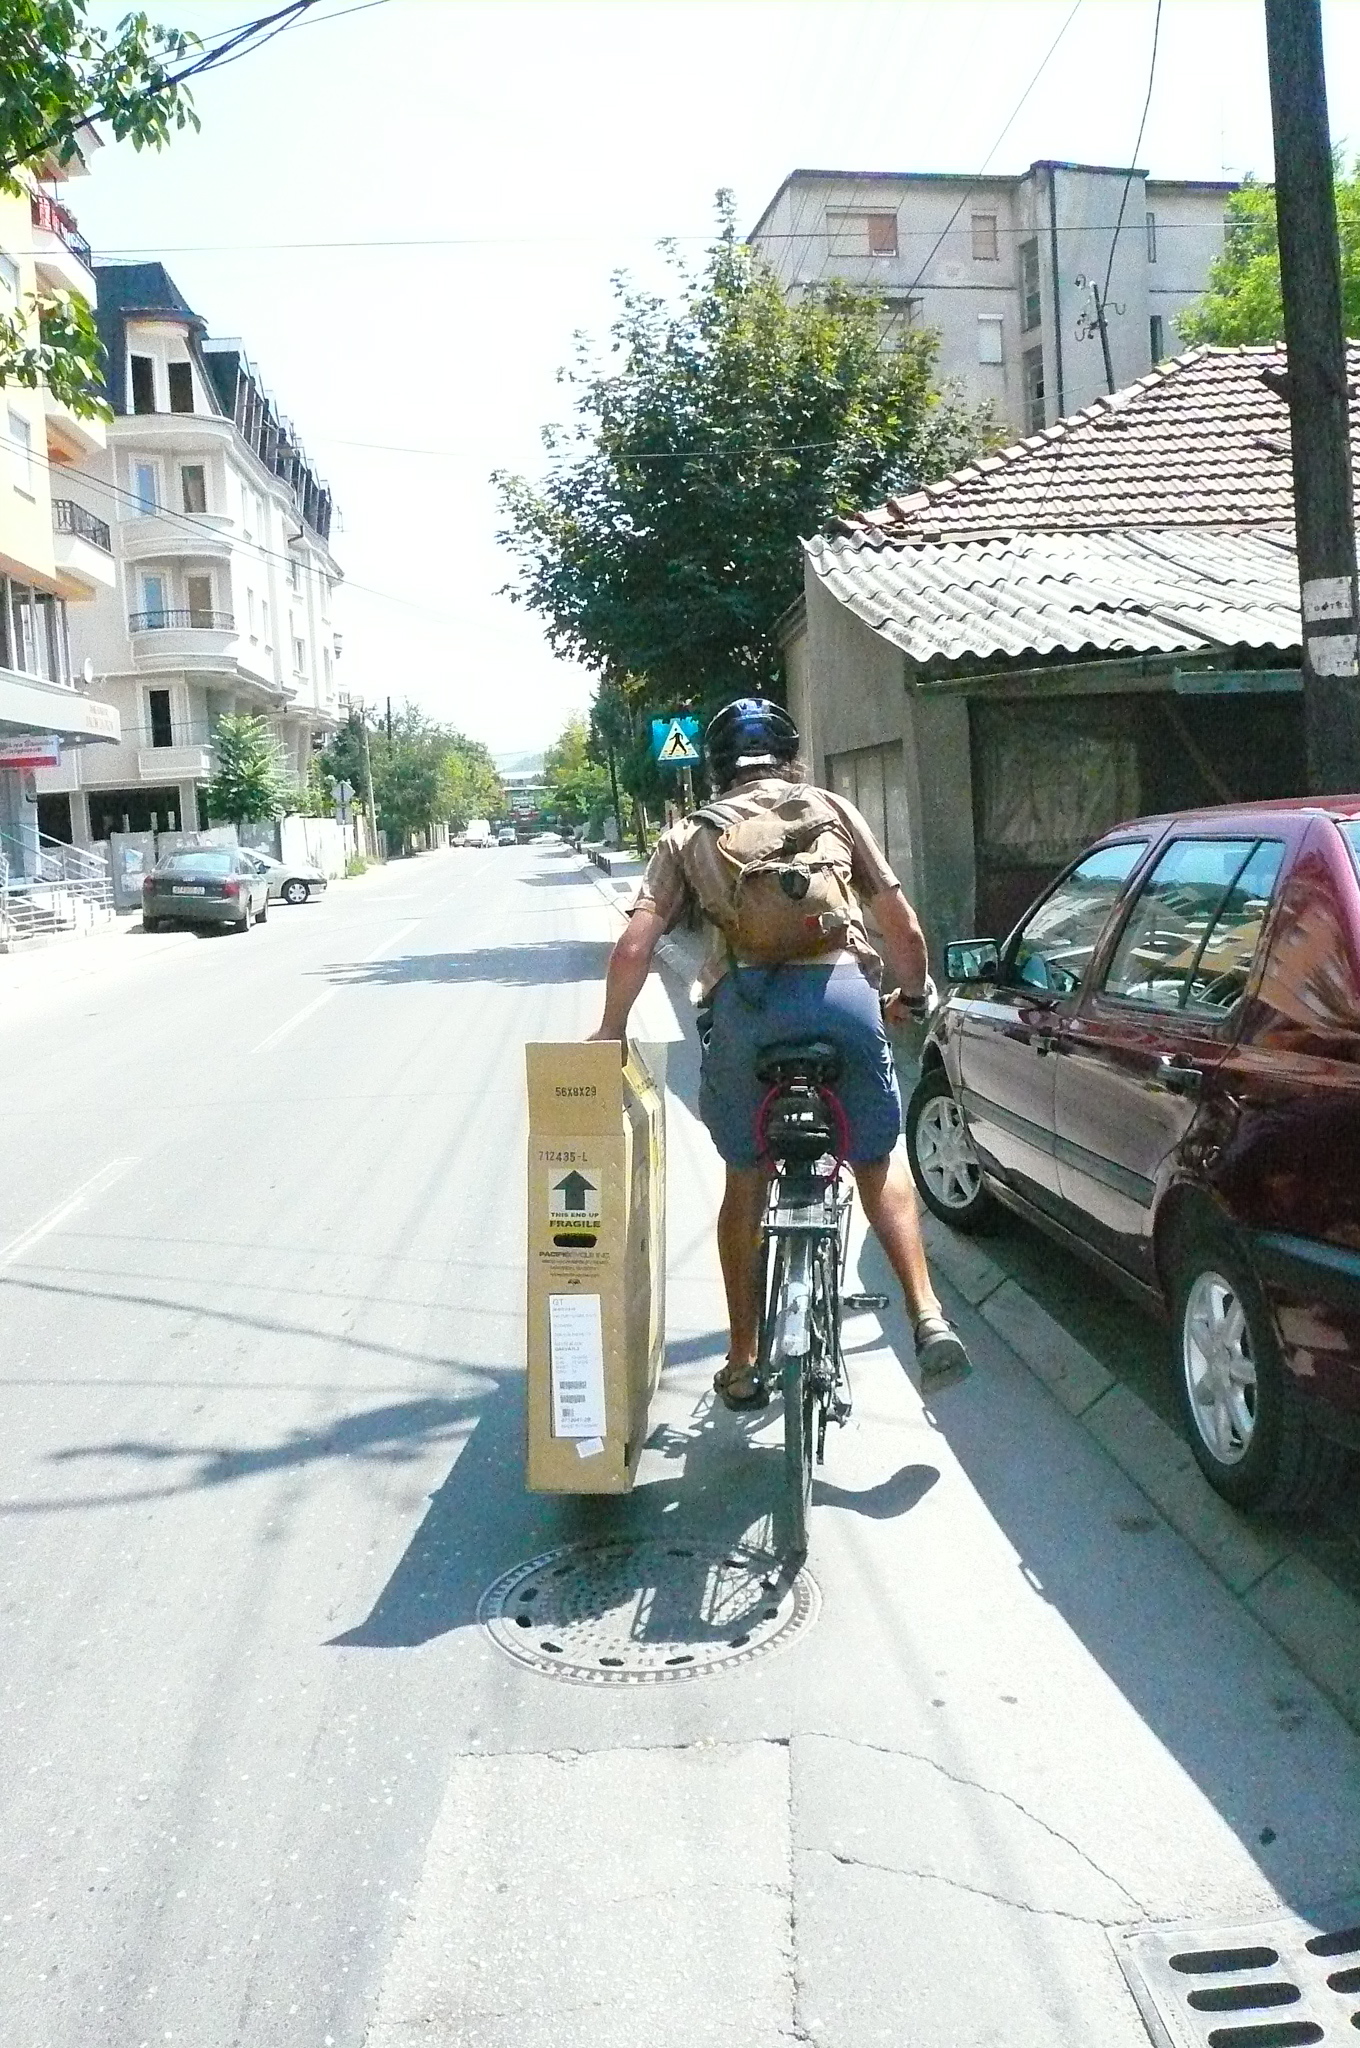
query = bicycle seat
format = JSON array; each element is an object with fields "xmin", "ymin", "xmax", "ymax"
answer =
[{"xmin": 756, "ymin": 1039, "xmax": 842, "ymax": 1087}]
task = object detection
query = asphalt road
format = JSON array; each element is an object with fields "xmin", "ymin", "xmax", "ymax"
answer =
[{"xmin": 3, "ymin": 844, "xmax": 1360, "ymax": 2048}]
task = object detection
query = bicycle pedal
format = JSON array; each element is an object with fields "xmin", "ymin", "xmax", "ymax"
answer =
[{"xmin": 842, "ymin": 1292, "xmax": 888, "ymax": 1313}]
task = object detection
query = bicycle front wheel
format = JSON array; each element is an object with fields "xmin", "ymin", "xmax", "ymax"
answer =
[{"xmin": 774, "ymin": 1235, "xmax": 816, "ymax": 1560}]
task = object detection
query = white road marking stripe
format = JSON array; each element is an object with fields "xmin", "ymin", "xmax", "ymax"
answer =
[
  {"xmin": 247, "ymin": 919, "xmax": 420, "ymax": 1055},
  {"xmin": 0, "ymin": 1157, "xmax": 140, "ymax": 1268}
]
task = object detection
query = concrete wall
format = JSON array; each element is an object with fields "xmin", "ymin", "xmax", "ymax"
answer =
[{"xmin": 796, "ymin": 566, "xmax": 977, "ymax": 967}]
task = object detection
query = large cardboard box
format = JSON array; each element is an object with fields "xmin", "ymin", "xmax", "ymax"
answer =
[{"xmin": 524, "ymin": 1040, "xmax": 667, "ymax": 1492}]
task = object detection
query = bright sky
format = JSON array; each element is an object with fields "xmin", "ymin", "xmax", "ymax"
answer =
[{"xmin": 74, "ymin": 0, "xmax": 1360, "ymax": 754}]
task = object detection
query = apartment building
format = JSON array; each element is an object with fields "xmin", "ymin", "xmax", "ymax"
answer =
[
  {"xmin": 0, "ymin": 148, "xmax": 121, "ymax": 884},
  {"xmin": 749, "ymin": 161, "xmax": 1235, "ymax": 436},
  {"xmin": 36, "ymin": 262, "xmax": 342, "ymax": 845}
]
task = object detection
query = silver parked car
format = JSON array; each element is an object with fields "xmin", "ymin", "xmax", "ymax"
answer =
[{"xmin": 242, "ymin": 851, "xmax": 328, "ymax": 905}]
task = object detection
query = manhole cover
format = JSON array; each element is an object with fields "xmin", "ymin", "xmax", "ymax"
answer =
[
  {"xmin": 477, "ymin": 1538, "xmax": 820, "ymax": 1685},
  {"xmin": 1116, "ymin": 1898, "xmax": 1360, "ymax": 2046}
]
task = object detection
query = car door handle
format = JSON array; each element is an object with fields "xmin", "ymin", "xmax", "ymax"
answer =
[{"xmin": 1156, "ymin": 1055, "xmax": 1202, "ymax": 1096}]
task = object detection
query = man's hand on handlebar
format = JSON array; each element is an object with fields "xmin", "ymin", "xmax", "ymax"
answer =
[{"xmin": 882, "ymin": 974, "xmax": 939, "ymax": 1027}]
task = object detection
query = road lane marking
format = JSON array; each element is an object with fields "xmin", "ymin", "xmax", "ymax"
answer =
[
  {"xmin": 247, "ymin": 919, "xmax": 420, "ymax": 1055},
  {"xmin": 0, "ymin": 1157, "xmax": 140, "ymax": 1268}
]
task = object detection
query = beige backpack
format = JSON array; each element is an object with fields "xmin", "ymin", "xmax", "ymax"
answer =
[{"xmin": 690, "ymin": 785, "xmax": 857, "ymax": 966}]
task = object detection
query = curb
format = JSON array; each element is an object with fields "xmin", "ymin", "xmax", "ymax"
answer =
[
  {"xmin": 920, "ymin": 1212, "xmax": 1360, "ymax": 1735},
  {"xmin": 573, "ymin": 852, "xmax": 1360, "ymax": 1734}
]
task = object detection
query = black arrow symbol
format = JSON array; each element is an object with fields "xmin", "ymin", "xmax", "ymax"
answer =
[{"xmin": 553, "ymin": 1170, "xmax": 597, "ymax": 1210}]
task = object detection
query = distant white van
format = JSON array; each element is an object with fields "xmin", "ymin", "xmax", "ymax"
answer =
[{"xmin": 464, "ymin": 819, "xmax": 494, "ymax": 847}]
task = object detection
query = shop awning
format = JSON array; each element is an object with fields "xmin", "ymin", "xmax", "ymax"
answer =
[{"xmin": 0, "ymin": 665, "xmax": 120, "ymax": 745}]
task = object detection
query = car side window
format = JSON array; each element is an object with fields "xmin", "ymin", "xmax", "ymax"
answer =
[
  {"xmin": 1009, "ymin": 842, "xmax": 1149, "ymax": 995},
  {"xmin": 1102, "ymin": 838, "xmax": 1284, "ymax": 1013}
]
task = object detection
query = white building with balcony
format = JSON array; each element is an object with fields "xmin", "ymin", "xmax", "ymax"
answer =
[
  {"xmin": 37, "ymin": 262, "xmax": 343, "ymax": 845},
  {"xmin": 748, "ymin": 161, "xmax": 1235, "ymax": 437},
  {"xmin": 0, "ymin": 148, "xmax": 123, "ymax": 939}
]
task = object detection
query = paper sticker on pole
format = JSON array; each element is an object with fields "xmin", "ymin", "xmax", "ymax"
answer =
[{"xmin": 651, "ymin": 716, "xmax": 700, "ymax": 766}]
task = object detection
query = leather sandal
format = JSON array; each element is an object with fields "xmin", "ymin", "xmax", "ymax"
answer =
[
  {"xmin": 713, "ymin": 1358, "xmax": 769, "ymax": 1411},
  {"xmin": 914, "ymin": 1314, "xmax": 972, "ymax": 1390}
]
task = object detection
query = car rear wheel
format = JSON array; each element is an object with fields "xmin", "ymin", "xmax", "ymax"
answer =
[
  {"xmin": 257, "ymin": 893, "xmax": 268, "ymax": 922},
  {"xmin": 1169, "ymin": 1221, "xmax": 1349, "ymax": 1512},
  {"xmin": 905, "ymin": 1068, "xmax": 995, "ymax": 1230},
  {"xmin": 143, "ymin": 915, "xmax": 164, "ymax": 934},
  {"xmin": 281, "ymin": 878, "xmax": 308, "ymax": 906},
  {"xmin": 237, "ymin": 897, "xmax": 253, "ymax": 933}
]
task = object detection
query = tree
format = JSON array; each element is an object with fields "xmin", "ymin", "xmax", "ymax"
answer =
[
  {"xmin": 544, "ymin": 712, "xmax": 613, "ymax": 834},
  {"xmin": 494, "ymin": 196, "xmax": 992, "ymax": 719},
  {"xmin": 0, "ymin": 1, "xmax": 199, "ymax": 415},
  {"xmin": 444, "ymin": 742, "xmax": 502, "ymax": 833},
  {"xmin": 1179, "ymin": 165, "xmax": 1360, "ymax": 347},
  {"xmin": 350, "ymin": 701, "xmax": 502, "ymax": 851},
  {"xmin": 206, "ymin": 714, "xmax": 289, "ymax": 827}
]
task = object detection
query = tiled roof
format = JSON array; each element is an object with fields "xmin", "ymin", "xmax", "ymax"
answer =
[
  {"xmin": 837, "ymin": 345, "xmax": 1327, "ymax": 544},
  {"xmin": 805, "ymin": 525, "xmax": 1302, "ymax": 674}
]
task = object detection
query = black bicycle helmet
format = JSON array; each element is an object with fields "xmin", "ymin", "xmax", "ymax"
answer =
[{"xmin": 703, "ymin": 696, "xmax": 800, "ymax": 790}]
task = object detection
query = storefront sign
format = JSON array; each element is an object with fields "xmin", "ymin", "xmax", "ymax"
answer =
[{"xmin": 0, "ymin": 733, "xmax": 61, "ymax": 770}]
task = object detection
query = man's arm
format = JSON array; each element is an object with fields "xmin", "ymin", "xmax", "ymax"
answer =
[
  {"xmin": 589, "ymin": 908, "xmax": 668, "ymax": 1041},
  {"xmin": 867, "ymin": 884, "xmax": 932, "ymax": 1024}
]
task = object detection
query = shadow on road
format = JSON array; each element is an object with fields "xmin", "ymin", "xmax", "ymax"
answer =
[{"xmin": 317, "ymin": 940, "xmax": 614, "ymax": 987}]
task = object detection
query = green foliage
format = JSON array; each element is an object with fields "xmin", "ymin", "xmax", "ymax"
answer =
[
  {"xmin": 1179, "ymin": 165, "xmax": 1360, "ymax": 346},
  {"xmin": 0, "ymin": 1, "xmax": 199, "ymax": 188},
  {"xmin": 322, "ymin": 702, "xmax": 502, "ymax": 850},
  {"xmin": 544, "ymin": 712, "xmax": 613, "ymax": 831},
  {"xmin": 494, "ymin": 194, "xmax": 993, "ymax": 716},
  {"xmin": 0, "ymin": 2, "xmax": 198, "ymax": 405},
  {"xmin": 344, "ymin": 854, "xmax": 368, "ymax": 878},
  {"xmin": 206, "ymin": 714, "xmax": 289, "ymax": 827},
  {"xmin": 0, "ymin": 287, "xmax": 110, "ymax": 418}
]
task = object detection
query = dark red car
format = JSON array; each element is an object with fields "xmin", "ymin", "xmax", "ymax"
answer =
[{"xmin": 906, "ymin": 797, "xmax": 1360, "ymax": 1512}]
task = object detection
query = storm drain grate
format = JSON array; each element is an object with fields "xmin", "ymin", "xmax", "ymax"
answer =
[
  {"xmin": 1117, "ymin": 1900, "xmax": 1360, "ymax": 2047},
  {"xmin": 477, "ymin": 1538, "xmax": 819, "ymax": 1685}
]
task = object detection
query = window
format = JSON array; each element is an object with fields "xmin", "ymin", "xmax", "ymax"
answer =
[
  {"xmin": 168, "ymin": 361, "xmax": 194, "ymax": 414},
  {"xmin": 247, "ymin": 588, "xmax": 257, "ymax": 638},
  {"xmin": 181, "ymin": 464, "xmax": 207, "ymax": 514},
  {"xmin": 826, "ymin": 208, "xmax": 898, "ymax": 259},
  {"xmin": 971, "ymin": 212, "xmax": 999, "ymax": 261},
  {"xmin": 288, "ymin": 554, "xmax": 301, "ymax": 591},
  {"xmin": 1146, "ymin": 211, "xmax": 1157, "ymax": 263},
  {"xmin": 262, "ymin": 599, "xmax": 271, "ymax": 647},
  {"xmin": 977, "ymin": 315, "xmax": 1004, "ymax": 365},
  {"xmin": 1022, "ymin": 345, "xmax": 1045, "ymax": 433},
  {"xmin": 0, "ymin": 250, "xmax": 18, "ymax": 296},
  {"xmin": 8, "ymin": 409, "xmax": 33, "ymax": 495},
  {"xmin": 1102, "ymin": 838, "xmax": 1285, "ymax": 1013},
  {"xmin": 130, "ymin": 355, "xmax": 156, "ymax": 414},
  {"xmin": 293, "ymin": 635, "xmax": 307, "ymax": 675},
  {"xmin": 147, "ymin": 687, "xmax": 173, "ymax": 748},
  {"xmin": 1010, "ymin": 842, "xmax": 1149, "ymax": 995},
  {"xmin": 1149, "ymin": 314, "xmax": 1165, "ymax": 363},
  {"xmin": 132, "ymin": 461, "xmax": 158, "ymax": 515},
  {"xmin": 140, "ymin": 572, "xmax": 168, "ymax": 626},
  {"xmin": 1020, "ymin": 237, "xmax": 1041, "ymax": 331},
  {"xmin": 185, "ymin": 574, "xmax": 214, "ymax": 627}
]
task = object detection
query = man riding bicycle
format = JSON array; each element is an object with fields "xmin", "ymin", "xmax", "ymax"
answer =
[{"xmin": 589, "ymin": 696, "xmax": 972, "ymax": 1406}]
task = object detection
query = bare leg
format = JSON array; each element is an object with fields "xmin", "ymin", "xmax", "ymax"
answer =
[
  {"xmin": 851, "ymin": 1153, "xmax": 941, "ymax": 1325},
  {"xmin": 717, "ymin": 1165, "xmax": 767, "ymax": 1368}
]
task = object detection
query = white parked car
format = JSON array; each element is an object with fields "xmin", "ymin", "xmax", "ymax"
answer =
[{"xmin": 242, "ymin": 851, "xmax": 328, "ymax": 905}]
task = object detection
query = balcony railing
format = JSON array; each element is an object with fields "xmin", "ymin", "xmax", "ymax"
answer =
[
  {"xmin": 129, "ymin": 608, "xmax": 235, "ymax": 633},
  {"xmin": 52, "ymin": 498, "xmax": 112, "ymax": 553},
  {"xmin": 31, "ymin": 191, "xmax": 91, "ymax": 269}
]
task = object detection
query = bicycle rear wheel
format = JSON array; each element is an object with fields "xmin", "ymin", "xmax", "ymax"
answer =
[{"xmin": 773, "ymin": 1235, "xmax": 816, "ymax": 1560}]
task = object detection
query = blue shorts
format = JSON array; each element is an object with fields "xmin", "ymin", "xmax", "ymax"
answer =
[{"xmin": 698, "ymin": 963, "xmax": 902, "ymax": 1169}]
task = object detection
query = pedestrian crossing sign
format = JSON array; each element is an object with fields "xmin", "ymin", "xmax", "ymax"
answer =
[{"xmin": 651, "ymin": 716, "xmax": 701, "ymax": 766}]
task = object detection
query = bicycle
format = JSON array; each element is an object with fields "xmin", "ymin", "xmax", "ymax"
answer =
[{"xmin": 751, "ymin": 1039, "xmax": 887, "ymax": 1559}]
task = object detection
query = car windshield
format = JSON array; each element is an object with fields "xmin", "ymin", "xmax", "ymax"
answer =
[
  {"xmin": 1339, "ymin": 821, "xmax": 1360, "ymax": 873},
  {"xmin": 158, "ymin": 851, "xmax": 236, "ymax": 878}
]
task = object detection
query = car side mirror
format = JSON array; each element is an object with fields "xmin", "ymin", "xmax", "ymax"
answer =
[{"xmin": 945, "ymin": 938, "xmax": 1001, "ymax": 984}]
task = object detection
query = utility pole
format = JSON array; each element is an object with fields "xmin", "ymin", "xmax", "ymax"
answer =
[
  {"xmin": 385, "ymin": 695, "xmax": 393, "ymax": 747},
  {"xmin": 360, "ymin": 714, "xmax": 379, "ymax": 858},
  {"xmin": 1265, "ymin": 0, "xmax": 1360, "ymax": 791}
]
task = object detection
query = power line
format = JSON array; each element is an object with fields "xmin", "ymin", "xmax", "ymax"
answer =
[
  {"xmin": 314, "ymin": 431, "xmax": 844, "ymax": 463},
  {"xmin": 903, "ymin": 0, "xmax": 1086, "ymax": 297},
  {"xmin": 1100, "ymin": 0, "xmax": 1166, "ymax": 309}
]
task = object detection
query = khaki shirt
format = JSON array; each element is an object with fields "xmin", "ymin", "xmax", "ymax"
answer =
[{"xmin": 631, "ymin": 778, "xmax": 900, "ymax": 997}]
